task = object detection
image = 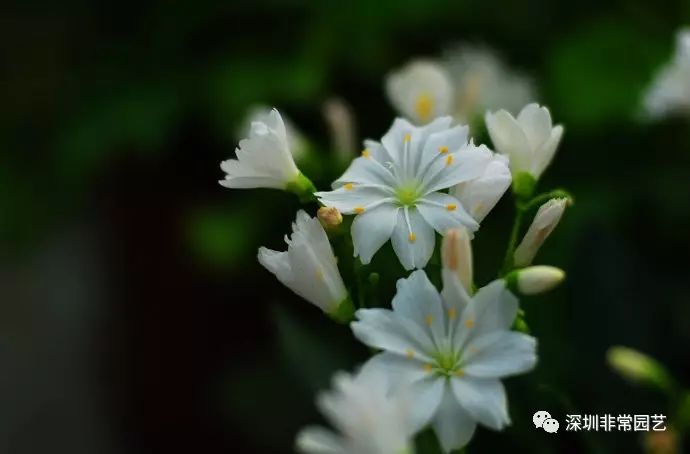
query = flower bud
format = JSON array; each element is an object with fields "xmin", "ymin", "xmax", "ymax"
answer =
[
  {"xmin": 607, "ymin": 346, "xmax": 673, "ymax": 392},
  {"xmin": 513, "ymin": 198, "xmax": 567, "ymax": 267},
  {"xmin": 317, "ymin": 206, "xmax": 343, "ymax": 229},
  {"xmin": 508, "ymin": 265, "xmax": 565, "ymax": 295},
  {"xmin": 441, "ymin": 227, "xmax": 473, "ymax": 292}
]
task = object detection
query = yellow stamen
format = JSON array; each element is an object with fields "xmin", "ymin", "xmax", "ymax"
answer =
[
  {"xmin": 447, "ymin": 308, "xmax": 457, "ymax": 320},
  {"xmin": 408, "ymin": 232, "xmax": 416, "ymax": 243},
  {"xmin": 344, "ymin": 183, "xmax": 354, "ymax": 191},
  {"xmin": 406, "ymin": 349, "xmax": 415, "ymax": 359},
  {"xmin": 446, "ymin": 154, "xmax": 454, "ymax": 166},
  {"xmin": 361, "ymin": 149, "xmax": 370, "ymax": 158},
  {"xmin": 354, "ymin": 206, "xmax": 365, "ymax": 214},
  {"xmin": 414, "ymin": 93, "xmax": 434, "ymax": 122},
  {"xmin": 403, "ymin": 133, "xmax": 411, "ymax": 143},
  {"xmin": 438, "ymin": 146, "xmax": 449, "ymax": 154},
  {"xmin": 425, "ymin": 314, "xmax": 433, "ymax": 326},
  {"xmin": 464, "ymin": 318, "xmax": 475, "ymax": 329},
  {"xmin": 446, "ymin": 204, "xmax": 457, "ymax": 211},
  {"xmin": 423, "ymin": 363, "xmax": 434, "ymax": 373},
  {"xmin": 315, "ymin": 269, "xmax": 324, "ymax": 281}
]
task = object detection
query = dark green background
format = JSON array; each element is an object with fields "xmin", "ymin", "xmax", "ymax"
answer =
[{"xmin": 1, "ymin": 0, "xmax": 690, "ymax": 453}]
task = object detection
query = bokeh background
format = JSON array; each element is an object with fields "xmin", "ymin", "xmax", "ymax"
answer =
[{"xmin": 2, "ymin": 0, "xmax": 690, "ymax": 453}]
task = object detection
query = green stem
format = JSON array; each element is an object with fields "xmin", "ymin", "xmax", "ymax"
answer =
[{"xmin": 500, "ymin": 208, "xmax": 524, "ymax": 276}]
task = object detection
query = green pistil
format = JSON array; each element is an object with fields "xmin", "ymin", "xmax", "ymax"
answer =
[
  {"xmin": 394, "ymin": 183, "xmax": 422, "ymax": 206},
  {"xmin": 432, "ymin": 350, "xmax": 462, "ymax": 377}
]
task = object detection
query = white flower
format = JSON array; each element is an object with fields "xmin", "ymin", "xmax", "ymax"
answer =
[
  {"xmin": 220, "ymin": 108, "xmax": 302, "ymax": 190},
  {"xmin": 351, "ymin": 270, "xmax": 537, "ymax": 453},
  {"xmin": 643, "ymin": 28, "xmax": 690, "ymax": 119},
  {"xmin": 386, "ymin": 60, "xmax": 454, "ymax": 125},
  {"xmin": 296, "ymin": 364, "xmax": 415, "ymax": 454},
  {"xmin": 258, "ymin": 210, "xmax": 352, "ymax": 321},
  {"xmin": 239, "ymin": 105, "xmax": 308, "ymax": 160},
  {"xmin": 443, "ymin": 45, "xmax": 536, "ymax": 124},
  {"xmin": 510, "ymin": 265, "xmax": 565, "ymax": 295},
  {"xmin": 513, "ymin": 198, "xmax": 567, "ymax": 267},
  {"xmin": 485, "ymin": 103, "xmax": 564, "ymax": 181},
  {"xmin": 316, "ymin": 117, "xmax": 495, "ymax": 270},
  {"xmin": 451, "ymin": 153, "xmax": 511, "ymax": 222}
]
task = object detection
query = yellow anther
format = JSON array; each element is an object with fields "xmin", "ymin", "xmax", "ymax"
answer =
[
  {"xmin": 315, "ymin": 269, "xmax": 324, "ymax": 281},
  {"xmin": 454, "ymin": 369, "xmax": 465, "ymax": 377},
  {"xmin": 445, "ymin": 154, "xmax": 454, "ymax": 166},
  {"xmin": 446, "ymin": 204, "xmax": 457, "ymax": 211},
  {"xmin": 344, "ymin": 183, "xmax": 354, "ymax": 191},
  {"xmin": 406, "ymin": 349, "xmax": 415, "ymax": 359},
  {"xmin": 414, "ymin": 94, "xmax": 434, "ymax": 122},
  {"xmin": 425, "ymin": 314, "xmax": 433, "ymax": 326},
  {"xmin": 464, "ymin": 318, "xmax": 475, "ymax": 329},
  {"xmin": 447, "ymin": 308, "xmax": 457, "ymax": 320},
  {"xmin": 423, "ymin": 363, "xmax": 434, "ymax": 373},
  {"xmin": 438, "ymin": 146, "xmax": 449, "ymax": 154},
  {"xmin": 403, "ymin": 133, "xmax": 412, "ymax": 143},
  {"xmin": 408, "ymin": 232, "xmax": 416, "ymax": 243},
  {"xmin": 354, "ymin": 206, "xmax": 365, "ymax": 214},
  {"xmin": 361, "ymin": 149, "xmax": 370, "ymax": 158}
]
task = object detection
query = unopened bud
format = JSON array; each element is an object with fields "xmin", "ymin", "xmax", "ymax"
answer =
[
  {"xmin": 323, "ymin": 98, "xmax": 357, "ymax": 162},
  {"xmin": 513, "ymin": 198, "xmax": 567, "ymax": 267},
  {"xmin": 607, "ymin": 346, "xmax": 673, "ymax": 392},
  {"xmin": 507, "ymin": 265, "xmax": 565, "ymax": 295},
  {"xmin": 317, "ymin": 206, "xmax": 343, "ymax": 229},
  {"xmin": 441, "ymin": 227, "xmax": 473, "ymax": 292}
]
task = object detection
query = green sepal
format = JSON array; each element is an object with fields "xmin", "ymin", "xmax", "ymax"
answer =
[
  {"xmin": 512, "ymin": 171, "xmax": 537, "ymax": 200},
  {"xmin": 328, "ymin": 296, "xmax": 355, "ymax": 324},
  {"xmin": 286, "ymin": 172, "xmax": 317, "ymax": 203}
]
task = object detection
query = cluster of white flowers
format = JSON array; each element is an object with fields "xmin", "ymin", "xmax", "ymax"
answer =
[
  {"xmin": 643, "ymin": 28, "xmax": 690, "ymax": 119},
  {"xmin": 386, "ymin": 45, "xmax": 535, "ymax": 127},
  {"xmin": 219, "ymin": 58, "xmax": 570, "ymax": 451}
]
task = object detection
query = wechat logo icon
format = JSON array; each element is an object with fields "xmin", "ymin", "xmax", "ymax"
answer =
[{"xmin": 534, "ymin": 411, "xmax": 560, "ymax": 433}]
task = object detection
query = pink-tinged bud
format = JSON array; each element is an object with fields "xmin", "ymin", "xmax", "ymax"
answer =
[{"xmin": 442, "ymin": 227, "xmax": 473, "ymax": 292}]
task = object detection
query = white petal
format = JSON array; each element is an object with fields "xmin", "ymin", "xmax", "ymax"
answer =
[
  {"xmin": 454, "ymin": 280, "xmax": 517, "ymax": 348},
  {"xmin": 452, "ymin": 155, "xmax": 511, "ymax": 222},
  {"xmin": 516, "ymin": 103, "xmax": 552, "ymax": 150},
  {"xmin": 351, "ymin": 203, "xmax": 399, "ymax": 264},
  {"xmin": 295, "ymin": 427, "xmax": 346, "ymax": 454},
  {"xmin": 352, "ymin": 308, "xmax": 435, "ymax": 358},
  {"xmin": 440, "ymin": 269, "xmax": 472, "ymax": 315},
  {"xmin": 391, "ymin": 207, "xmax": 435, "ymax": 270},
  {"xmin": 432, "ymin": 384, "xmax": 477, "ymax": 453},
  {"xmin": 257, "ymin": 247, "xmax": 292, "ymax": 283},
  {"xmin": 451, "ymin": 378, "xmax": 510, "ymax": 430},
  {"xmin": 421, "ymin": 143, "xmax": 493, "ymax": 194},
  {"xmin": 332, "ymin": 155, "xmax": 396, "ymax": 188},
  {"xmin": 485, "ymin": 110, "xmax": 531, "ymax": 174},
  {"xmin": 381, "ymin": 117, "xmax": 417, "ymax": 166},
  {"xmin": 364, "ymin": 352, "xmax": 430, "ymax": 389},
  {"xmin": 316, "ymin": 186, "xmax": 393, "ymax": 215},
  {"xmin": 417, "ymin": 192, "xmax": 478, "ymax": 234},
  {"xmin": 416, "ymin": 125, "xmax": 469, "ymax": 177},
  {"xmin": 463, "ymin": 331, "xmax": 538, "ymax": 378},
  {"xmin": 408, "ymin": 376, "xmax": 445, "ymax": 431},
  {"xmin": 392, "ymin": 270, "xmax": 446, "ymax": 346},
  {"xmin": 219, "ymin": 159, "xmax": 290, "ymax": 189},
  {"xmin": 532, "ymin": 124, "xmax": 563, "ymax": 178}
]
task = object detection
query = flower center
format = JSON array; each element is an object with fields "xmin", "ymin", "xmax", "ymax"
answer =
[
  {"xmin": 432, "ymin": 349, "xmax": 462, "ymax": 376},
  {"xmin": 394, "ymin": 182, "xmax": 422, "ymax": 206}
]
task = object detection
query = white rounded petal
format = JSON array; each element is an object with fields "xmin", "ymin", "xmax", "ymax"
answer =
[
  {"xmin": 386, "ymin": 60, "xmax": 454, "ymax": 124},
  {"xmin": 381, "ymin": 117, "xmax": 417, "ymax": 166},
  {"xmin": 416, "ymin": 125, "xmax": 469, "ymax": 176},
  {"xmin": 391, "ymin": 207, "xmax": 435, "ymax": 270},
  {"xmin": 351, "ymin": 203, "xmax": 399, "ymax": 264},
  {"xmin": 332, "ymin": 156, "xmax": 396, "ymax": 188},
  {"xmin": 532, "ymin": 124, "xmax": 563, "ymax": 178},
  {"xmin": 516, "ymin": 103, "xmax": 553, "ymax": 150},
  {"xmin": 417, "ymin": 192, "xmax": 479, "ymax": 234},
  {"xmin": 454, "ymin": 280, "xmax": 517, "ymax": 348},
  {"xmin": 451, "ymin": 378, "xmax": 510, "ymax": 430},
  {"xmin": 463, "ymin": 331, "xmax": 538, "ymax": 378},
  {"xmin": 421, "ymin": 143, "xmax": 494, "ymax": 194},
  {"xmin": 352, "ymin": 308, "xmax": 435, "ymax": 357},
  {"xmin": 432, "ymin": 384, "xmax": 477, "ymax": 453},
  {"xmin": 315, "ymin": 186, "xmax": 393, "ymax": 215},
  {"xmin": 364, "ymin": 352, "xmax": 430, "ymax": 389},
  {"xmin": 407, "ymin": 376, "xmax": 445, "ymax": 431},
  {"xmin": 485, "ymin": 109, "xmax": 531, "ymax": 174},
  {"xmin": 392, "ymin": 270, "xmax": 446, "ymax": 345},
  {"xmin": 295, "ymin": 427, "xmax": 346, "ymax": 454},
  {"xmin": 452, "ymin": 155, "xmax": 511, "ymax": 222}
]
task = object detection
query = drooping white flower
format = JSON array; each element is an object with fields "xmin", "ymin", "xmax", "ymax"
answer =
[
  {"xmin": 258, "ymin": 210, "xmax": 352, "ymax": 321},
  {"xmin": 296, "ymin": 364, "xmax": 415, "ymax": 454},
  {"xmin": 443, "ymin": 45, "xmax": 536, "ymax": 124},
  {"xmin": 513, "ymin": 198, "xmax": 567, "ymax": 267},
  {"xmin": 451, "ymin": 153, "xmax": 511, "ymax": 222},
  {"xmin": 386, "ymin": 60, "xmax": 454, "ymax": 125},
  {"xmin": 351, "ymin": 270, "xmax": 537, "ymax": 453},
  {"xmin": 485, "ymin": 103, "xmax": 564, "ymax": 183},
  {"xmin": 239, "ymin": 105, "xmax": 308, "ymax": 160},
  {"xmin": 220, "ymin": 108, "xmax": 312, "ymax": 192},
  {"xmin": 643, "ymin": 28, "xmax": 690, "ymax": 119},
  {"xmin": 316, "ymin": 117, "xmax": 496, "ymax": 270}
]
